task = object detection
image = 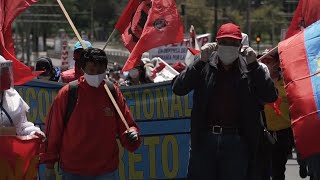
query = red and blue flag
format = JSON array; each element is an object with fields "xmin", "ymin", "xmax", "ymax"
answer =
[{"xmin": 279, "ymin": 20, "xmax": 320, "ymax": 159}]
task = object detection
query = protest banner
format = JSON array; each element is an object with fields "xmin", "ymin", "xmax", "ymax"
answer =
[
  {"xmin": 148, "ymin": 33, "xmax": 211, "ymax": 64},
  {"xmin": 16, "ymin": 80, "xmax": 192, "ymax": 180}
]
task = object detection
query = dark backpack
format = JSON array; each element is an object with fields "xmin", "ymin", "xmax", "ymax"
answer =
[{"xmin": 63, "ymin": 80, "xmax": 117, "ymax": 126}]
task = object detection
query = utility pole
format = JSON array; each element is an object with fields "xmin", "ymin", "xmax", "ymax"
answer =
[
  {"xmin": 184, "ymin": 8, "xmax": 187, "ymax": 34},
  {"xmin": 246, "ymin": 0, "xmax": 251, "ymax": 45},
  {"xmin": 271, "ymin": 12, "xmax": 275, "ymax": 46},
  {"xmin": 181, "ymin": 3, "xmax": 187, "ymax": 34},
  {"xmin": 213, "ymin": 0, "xmax": 218, "ymax": 40},
  {"xmin": 91, "ymin": 0, "xmax": 95, "ymax": 40},
  {"xmin": 256, "ymin": 35, "xmax": 261, "ymax": 53},
  {"xmin": 43, "ymin": 25, "xmax": 47, "ymax": 51}
]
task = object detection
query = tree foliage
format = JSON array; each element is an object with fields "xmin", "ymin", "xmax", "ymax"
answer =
[
  {"xmin": 16, "ymin": 0, "xmax": 297, "ymax": 45},
  {"xmin": 251, "ymin": 4, "xmax": 287, "ymax": 44}
]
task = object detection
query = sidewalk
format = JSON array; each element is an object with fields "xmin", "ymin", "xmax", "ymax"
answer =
[{"xmin": 286, "ymin": 159, "xmax": 302, "ymax": 180}]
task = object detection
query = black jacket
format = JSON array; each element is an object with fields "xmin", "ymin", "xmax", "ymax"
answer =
[{"xmin": 171, "ymin": 54, "xmax": 278, "ymax": 179}]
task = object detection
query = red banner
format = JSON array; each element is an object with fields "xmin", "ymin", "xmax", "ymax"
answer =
[{"xmin": 0, "ymin": 136, "xmax": 40, "ymax": 179}]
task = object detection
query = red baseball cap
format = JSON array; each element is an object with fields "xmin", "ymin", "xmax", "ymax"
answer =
[{"xmin": 216, "ymin": 23, "xmax": 242, "ymax": 40}]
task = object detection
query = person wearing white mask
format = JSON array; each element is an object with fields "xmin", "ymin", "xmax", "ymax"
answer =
[
  {"xmin": 42, "ymin": 48, "xmax": 141, "ymax": 180},
  {"xmin": 128, "ymin": 68, "xmax": 141, "ymax": 85},
  {"xmin": 0, "ymin": 55, "xmax": 45, "ymax": 137},
  {"xmin": 171, "ymin": 23, "xmax": 278, "ymax": 180},
  {"xmin": 121, "ymin": 60, "xmax": 153, "ymax": 86}
]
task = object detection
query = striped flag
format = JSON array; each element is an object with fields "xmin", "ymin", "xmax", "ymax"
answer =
[
  {"xmin": 185, "ymin": 25, "xmax": 200, "ymax": 65},
  {"xmin": 145, "ymin": 57, "xmax": 179, "ymax": 83},
  {"xmin": 279, "ymin": 20, "xmax": 320, "ymax": 159}
]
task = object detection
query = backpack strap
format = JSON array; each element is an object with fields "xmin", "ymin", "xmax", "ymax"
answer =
[{"xmin": 63, "ymin": 80, "xmax": 79, "ymax": 127}]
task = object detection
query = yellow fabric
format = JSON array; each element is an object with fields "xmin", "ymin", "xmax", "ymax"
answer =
[{"xmin": 265, "ymin": 80, "xmax": 291, "ymax": 131}]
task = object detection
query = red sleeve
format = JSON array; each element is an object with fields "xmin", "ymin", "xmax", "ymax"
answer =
[
  {"xmin": 40, "ymin": 85, "xmax": 69, "ymax": 165},
  {"xmin": 113, "ymin": 85, "xmax": 141, "ymax": 152}
]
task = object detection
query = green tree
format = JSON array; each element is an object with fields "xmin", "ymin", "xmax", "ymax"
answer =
[
  {"xmin": 251, "ymin": 4, "xmax": 287, "ymax": 45},
  {"xmin": 177, "ymin": 0, "xmax": 215, "ymax": 34}
]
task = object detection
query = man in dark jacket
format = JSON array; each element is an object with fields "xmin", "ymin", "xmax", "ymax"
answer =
[{"xmin": 171, "ymin": 23, "xmax": 278, "ymax": 180}]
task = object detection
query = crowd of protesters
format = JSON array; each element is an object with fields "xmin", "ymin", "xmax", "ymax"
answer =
[
  {"xmin": 34, "ymin": 41, "xmax": 186, "ymax": 87},
  {"xmin": 24, "ymin": 23, "xmax": 319, "ymax": 180}
]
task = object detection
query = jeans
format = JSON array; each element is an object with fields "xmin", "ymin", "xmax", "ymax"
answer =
[
  {"xmin": 61, "ymin": 170, "xmax": 116, "ymax": 180},
  {"xmin": 307, "ymin": 154, "xmax": 320, "ymax": 180},
  {"xmin": 187, "ymin": 133, "xmax": 248, "ymax": 180}
]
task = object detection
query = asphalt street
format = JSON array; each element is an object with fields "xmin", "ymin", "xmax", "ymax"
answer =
[{"xmin": 286, "ymin": 159, "xmax": 305, "ymax": 180}]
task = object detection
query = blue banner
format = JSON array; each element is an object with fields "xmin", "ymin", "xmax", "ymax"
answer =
[{"xmin": 15, "ymin": 80, "xmax": 193, "ymax": 180}]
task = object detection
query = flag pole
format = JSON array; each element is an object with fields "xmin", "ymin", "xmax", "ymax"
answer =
[
  {"xmin": 56, "ymin": 0, "xmax": 130, "ymax": 131},
  {"xmin": 158, "ymin": 58, "xmax": 180, "ymax": 75},
  {"xmin": 102, "ymin": 29, "xmax": 117, "ymax": 51},
  {"xmin": 257, "ymin": 46, "xmax": 278, "ymax": 62},
  {"xmin": 56, "ymin": 0, "xmax": 86, "ymax": 49},
  {"xmin": 104, "ymin": 84, "xmax": 130, "ymax": 131}
]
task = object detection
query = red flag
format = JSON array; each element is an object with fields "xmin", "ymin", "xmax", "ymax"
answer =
[
  {"xmin": 116, "ymin": 0, "xmax": 150, "ymax": 52},
  {"xmin": 285, "ymin": 0, "xmax": 320, "ymax": 39},
  {"xmin": 172, "ymin": 61, "xmax": 186, "ymax": 73},
  {"xmin": 115, "ymin": 0, "xmax": 141, "ymax": 34},
  {"xmin": 0, "ymin": 136, "xmax": 40, "ymax": 179},
  {"xmin": 151, "ymin": 62, "xmax": 166, "ymax": 79},
  {"xmin": 0, "ymin": 0, "xmax": 42, "ymax": 85},
  {"xmin": 189, "ymin": 25, "xmax": 200, "ymax": 50},
  {"xmin": 266, "ymin": 96, "xmax": 282, "ymax": 116},
  {"xmin": 118, "ymin": 0, "xmax": 184, "ymax": 71},
  {"xmin": 187, "ymin": 47, "xmax": 201, "ymax": 55}
]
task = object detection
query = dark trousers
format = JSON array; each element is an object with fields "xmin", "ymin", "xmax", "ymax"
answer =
[
  {"xmin": 307, "ymin": 154, "xmax": 320, "ymax": 180},
  {"xmin": 187, "ymin": 133, "xmax": 248, "ymax": 180},
  {"xmin": 257, "ymin": 127, "xmax": 293, "ymax": 180},
  {"xmin": 61, "ymin": 171, "xmax": 116, "ymax": 180}
]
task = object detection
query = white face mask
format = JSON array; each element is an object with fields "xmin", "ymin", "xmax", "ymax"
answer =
[
  {"xmin": 84, "ymin": 72, "xmax": 107, "ymax": 88},
  {"xmin": 129, "ymin": 68, "xmax": 139, "ymax": 79},
  {"xmin": 217, "ymin": 45, "xmax": 240, "ymax": 65}
]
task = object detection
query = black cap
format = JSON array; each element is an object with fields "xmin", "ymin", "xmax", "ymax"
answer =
[{"xmin": 36, "ymin": 57, "xmax": 53, "ymax": 76}]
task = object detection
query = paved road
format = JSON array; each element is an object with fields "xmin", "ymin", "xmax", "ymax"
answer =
[{"xmin": 286, "ymin": 159, "xmax": 304, "ymax": 180}]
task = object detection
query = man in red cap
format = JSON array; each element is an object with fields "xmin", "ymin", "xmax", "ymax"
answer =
[{"xmin": 172, "ymin": 23, "xmax": 278, "ymax": 180}]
